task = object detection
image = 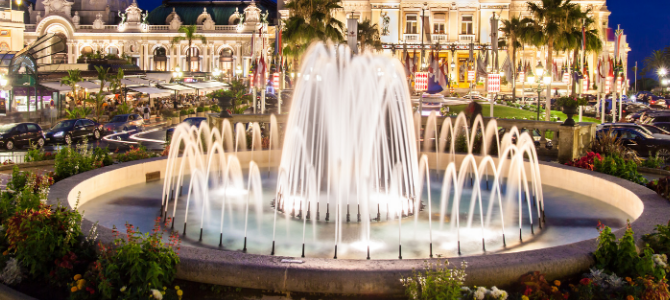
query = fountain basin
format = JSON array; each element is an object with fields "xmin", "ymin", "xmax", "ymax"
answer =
[{"xmin": 48, "ymin": 153, "xmax": 664, "ymax": 295}]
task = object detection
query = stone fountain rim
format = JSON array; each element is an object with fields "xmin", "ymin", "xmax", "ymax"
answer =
[{"xmin": 47, "ymin": 155, "xmax": 668, "ymax": 295}]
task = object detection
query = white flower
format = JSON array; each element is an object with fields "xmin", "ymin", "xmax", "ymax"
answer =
[
  {"xmin": 474, "ymin": 286, "xmax": 487, "ymax": 300},
  {"xmin": 150, "ymin": 289, "xmax": 163, "ymax": 300}
]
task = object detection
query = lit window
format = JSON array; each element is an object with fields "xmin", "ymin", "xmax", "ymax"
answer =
[
  {"xmin": 461, "ymin": 15, "xmax": 473, "ymax": 34},
  {"xmin": 433, "ymin": 13, "xmax": 445, "ymax": 34},
  {"xmin": 406, "ymin": 14, "xmax": 418, "ymax": 34}
]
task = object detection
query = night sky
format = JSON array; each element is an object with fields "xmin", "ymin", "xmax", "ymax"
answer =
[{"xmin": 136, "ymin": 0, "xmax": 667, "ymax": 77}]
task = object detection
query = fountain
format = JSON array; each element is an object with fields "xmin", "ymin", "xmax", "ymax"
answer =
[
  {"xmin": 155, "ymin": 43, "xmax": 548, "ymax": 259},
  {"xmin": 62, "ymin": 42, "xmax": 649, "ymax": 295}
]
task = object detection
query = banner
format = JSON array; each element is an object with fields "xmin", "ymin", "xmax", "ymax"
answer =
[
  {"xmin": 347, "ymin": 18, "xmax": 358, "ymax": 54},
  {"xmin": 468, "ymin": 70, "xmax": 475, "ymax": 82},
  {"xmin": 415, "ymin": 72, "xmax": 429, "ymax": 91},
  {"xmin": 273, "ymin": 73, "xmax": 280, "ymax": 90},
  {"xmin": 487, "ymin": 74, "xmax": 500, "ymax": 93},
  {"xmin": 0, "ymin": 98, "xmax": 5, "ymax": 116}
]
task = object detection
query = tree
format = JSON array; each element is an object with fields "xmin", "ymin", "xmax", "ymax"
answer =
[
  {"xmin": 552, "ymin": 5, "xmax": 602, "ymax": 95},
  {"xmin": 282, "ymin": 0, "xmax": 345, "ymax": 71},
  {"xmin": 60, "ymin": 70, "xmax": 82, "ymax": 105},
  {"xmin": 522, "ymin": 0, "xmax": 578, "ymax": 120},
  {"xmin": 357, "ymin": 19, "xmax": 382, "ymax": 52},
  {"xmin": 171, "ymin": 25, "xmax": 207, "ymax": 72},
  {"xmin": 500, "ymin": 16, "xmax": 531, "ymax": 100},
  {"xmin": 208, "ymin": 79, "xmax": 251, "ymax": 114},
  {"xmin": 94, "ymin": 66, "xmax": 111, "ymax": 95}
]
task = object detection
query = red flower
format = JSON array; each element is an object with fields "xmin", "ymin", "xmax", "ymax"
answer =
[{"xmin": 580, "ymin": 278, "xmax": 592, "ymax": 285}]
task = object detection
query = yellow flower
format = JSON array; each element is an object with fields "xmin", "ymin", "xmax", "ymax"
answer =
[
  {"xmin": 71, "ymin": 286, "xmax": 78, "ymax": 293},
  {"xmin": 521, "ymin": 296, "xmax": 529, "ymax": 300},
  {"xmin": 554, "ymin": 280, "xmax": 561, "ymax": 287},
  {"xmin": 627, "ymin": 295, "xmax": 635, "ymax": 300},
  {"xmin": 177, "ymin": 290, "xmax": 183, "ymax": 296},
  {"xmin": 551, "ymin": 286, "xmax": 558, "ymax": 293},
  {"xmin": 77, "ymin": 279, "xmax": 86, "ymax": 285},
  {"xmin": 73, "ymin": 274, "xmax": 82, "ymax": 281},
  {"xmin": 163, "ymin": 287, "xmax": 167, "ymax": 290},
  {"xmin": 175, "ymin": 286, "xmax": 180, "ymax": 290}
]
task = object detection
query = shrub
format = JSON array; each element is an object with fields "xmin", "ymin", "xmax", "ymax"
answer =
[
  {"xmin": 640, "ymin": 154, "xmax": 665, "ymax": 169},
  {"xmin": 519, "ymin": 271, "xmax": 569, "ymax": 300},
  {"xmin": 643, "ymin": 221, "xmax": 670, "ymax": 256},
  {"xmin": 116, "ymin": 145, "xmax": 158, "ymax": 163},
  {"xmin": 95, "ymin": 219, "xmax": 180, "ymax": 299},
  {"xmin": 25, "ymin": 144, "xmax": 55, "ymax": 162},
  {"xmin": 594, "ymin": 154, "xmax": 647, "ymax": 185},
  {"xmin": 210, "ymin": 105, "xmax": 221, "ymax": 113},
  {"xmin": 565, "ymin": 152, "xmax": 602, "ymax": 171},
  {"xmin": 160, "ymin": 109, "xmax": 176, "ymax": 118},
  {"xmin": 401, "ymin": 260, "xmax": 466, "ymax": 300},
  {"xmin": 0, "ymin": 166, "xmax": 52, "ymax": 223},
  {"xmin": 5, "ymin": 203, "xmax": 83, "ymax": 277},
  {"xmin": 196, "ymin": 106, "xmax": 205, "ymax": 112},
  {"xmin": 179, "ymin": 109, "xmax": 188, "ymax": 116},
  {"xmin": 592, "ymin": 129, "xmax": 640, "ymax": 162},
  {"xmin": 54, "ymin": 143, "xmax": 102, "ymax": 180}
]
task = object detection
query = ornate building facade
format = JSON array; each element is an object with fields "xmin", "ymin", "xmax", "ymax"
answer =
[
  {"xmin": 297, "ymin": 0, "xmax": 630, "ymax": 91},
  {"xmin": 24, "ymin": 0, "xmax": 276, "ymax": 77}
]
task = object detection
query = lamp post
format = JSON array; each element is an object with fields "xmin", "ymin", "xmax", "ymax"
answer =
[{"xmin": 528, "ymin": 61, "xmax": 551, "ymax": 121}]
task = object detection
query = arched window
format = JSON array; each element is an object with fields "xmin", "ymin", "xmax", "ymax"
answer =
[
  {"xmin": 52, "ymin": 33, "xmax": 67, "ymax": 63},
  {"xmin": 219, "ymin": 48, "xmax": 233, "ymax": 76},
  {"xmin": 154, "ymin": 47, "xmax": 167, "ymax": 71},
  {"xmin": 185, "ymin": 47, "xmax": 200, "ymax": 72},
  {"xmin": 108, "ymin": 46, "xmax": 119, "ymax": 56},
  {"xmin": 81, "ymin": 46, "xmax": 93, "ymax": 55}
]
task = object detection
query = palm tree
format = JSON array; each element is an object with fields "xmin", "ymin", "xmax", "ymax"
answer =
[
  {"xmin": 282, "ymin": 0, "xmax": 345, "ymax": 71},
  {"xmin": 643, "ymin": 50, "xmax": 667, "ymax": 78},
  {"xmin": 553, "ymin": 6, "xmax": 602, "ymax": 95},
  {"xmin": 500, "ymin": 16, "xmax": 531, "ymax": 100},
  {"xmin": 60, "ymin": 70, "xmax": 82, "ymax": 105},
  {"xmin": 94, "ymin": 66, "xmax": 111, "ymax": 95},
  {"xmin": 171, "ymin": 25, "xmax": 207, "ymax": 72},
  {"xmin": 522, "ymin": 0, "xmax": 578, "ymax": 120},
  {"xmin": 357, "ymin": 19, "xmax": 382, "ymax": 52}
]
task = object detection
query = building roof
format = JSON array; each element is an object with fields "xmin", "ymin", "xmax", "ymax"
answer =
[{"xmin": 147, "ymin": 0, "xmax": 277, "ymax": 26}]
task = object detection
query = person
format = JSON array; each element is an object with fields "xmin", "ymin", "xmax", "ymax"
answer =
[{"xmin": 143, "ymin": 103, "xmax": 151, "ymax": 123}]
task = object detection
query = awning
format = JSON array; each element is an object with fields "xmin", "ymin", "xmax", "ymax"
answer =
[
  {"xmin": 120, "ymin": 79, "xmax": 143, "ymax": 86},
  {"xmin": 129, "ymin": 87, "xmax": 173, "ymax": 97},
  {"xmin": 181, "ymin": 81, "xmax": 228, "ymax": 93},
  {"xmin": 39, "ymin": 82, "xmax": 71, "ymax": 92},
  {"xmin": 76, "ymin": 81, "xmax": 101, "ymax": 90},
  {"xmin": 127, "ymin": 77, "xmax": 153, "ymax": 86},
  {"xmin": 160, "ymin": 83, "xmax": 194, "ymax": 94},
  {"xmin": 145, "ymin": 73, "xmax": 172, "ymax": 83}
]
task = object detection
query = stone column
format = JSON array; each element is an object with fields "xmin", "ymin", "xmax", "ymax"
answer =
[
  {"xmin": 557, "ymin": 123, "xmax": 596, "ymax": 163},
  {"xmin": 210, "ymin": 44, "xmax": 215, "ymax": 72},
  {"xmin": 236, "ymin": 43, "xmax": 242, "ymax": 73},
  {"xmin": 67, "ymin": 42, "xmax": 74, "ymax": 64}
]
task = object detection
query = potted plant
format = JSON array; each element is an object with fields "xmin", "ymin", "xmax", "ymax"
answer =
[
  {"xmin": 196, "ymin": 106, "xmax": 205, "ymax": 117},
  {"xmin": 161, "ymin": 109, "xmax": 175, "ymax": 126},
  {"xmin": 179, "ymin": 109, "xmax": 188, "ymax": 122},
  {"xmin": 188, "ymin": 108, "xmax": 196, "ymax": 117},
  {"xmin": 555, "ymin": 96, "xmax": 588, "ymax": 126}
]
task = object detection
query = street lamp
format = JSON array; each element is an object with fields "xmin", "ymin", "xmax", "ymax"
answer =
[
  {"xmin": 235, "ymin": 65, "xmax": 242, "ymax": 79},
  {"xmin": 528, "ymin": 61, "xmax": 550, "ymax": 121},
  {"xmin": 660, "ymin": 68, "xmax": 668, "ymax": 94}
]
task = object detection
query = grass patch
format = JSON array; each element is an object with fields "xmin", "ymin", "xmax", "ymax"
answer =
[{"xmin": 444, "ymin": 104, "xmax": 600, "ymax": 123}]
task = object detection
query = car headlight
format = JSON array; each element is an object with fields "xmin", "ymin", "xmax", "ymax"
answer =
[{"xmin": 53, "ymin": 131, "xmax": 64, "ymax": 137}]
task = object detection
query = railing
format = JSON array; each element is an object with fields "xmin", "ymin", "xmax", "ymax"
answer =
[
  {"xmin": 78, "ymin": 25, "xmax": 93, "ymax": 29},
  {"xmin": 104, "ymin": 25, "xmax": 117, "ymax": 30},
  {"xmin": 419, "ymin": 116, "xmax": 596, "ymax": 163},
  {"xmin": 459, "ymin": 34, "xmax": 475, "ymax": 42},
  {"xmin": 215, "ymin": 25, "xmax": 237, "ymax": 31},
  {"xmin": 432, "ymin": 34, "xmax": 448, "ymax": 42},
  {"xmin": 149, "ymin": 25, "xmax": 170, "ymax": 31},
  {"xmin": 0, "ymin": 152, "xmax": 26, "ymax": 164},
  {"xmin": 403, "ymin": 34, "xmax": 420, "ymax": 43},
  {"xmin": 25, "ymin": 24, "xmax": 35, "ymax": 31}
]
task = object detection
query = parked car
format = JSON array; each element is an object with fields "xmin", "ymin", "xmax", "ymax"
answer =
[
  {"xmin": 45, "ymin": 119, "xmax": 103, "ymax": 144},
  {"xmin": 652, "ymin": 122, "xmax": 670, "ymax": 132},
  {"xmin": 598, "ymin": 127, "xmax": 670, "ymax": 158},
  {"xmin": 165, "ymin": 117, "xmax": 207, "ymax": 142},
  {"xmin": 0, "ymin": 123, "xmax": 45, "ymax": 150},
  {"xmin": 597, "ymin": 123, "xmax": 670, "ymax": 140},
  {"xmin": 103, "ymin": 114, "xmax": 145, "ymax": 134},
  {"xmin": 621, "ymin": 103, "xmax": 650, "ymax": 115}
]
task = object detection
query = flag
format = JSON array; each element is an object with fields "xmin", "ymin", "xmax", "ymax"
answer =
[
  {"xmin": 582, "ymin": 24, "xmax": 586, "ymax": 54},
  {"xmin": 477, "ymin": 52, "xmax": 488, "ymax": 79},
  {"xmin": 412, "ymin": 49, "xmax": 417, "ymax": 72},
  {"xmin": 347, "ymin": 18, "xmax": 358, "ymax": 54},
  {"xmin": 275, "ymin": 27, "xmax": 281, "ymax": 55},
  {"xmin": 430, "ymin": 51, "xmax": 440, "ymax": 82},
  {"xmin": 438, "ymin": 61, "xmax": 448, "ymax": 88},
  {"xmin": 403, "ymin": 49, "xmax": 410, "ymax": 76},
  {"xmin": 614, "ymin": 26, "xmax": 623, "ymax": 59},
  {"xmin": 502, "ymin": 55, "xmax": 513, "ymax": 83}
]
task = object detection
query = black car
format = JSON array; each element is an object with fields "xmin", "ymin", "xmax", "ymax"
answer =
[
  {"xmin": 598, "ymin": 127, "xmax": 670, "ymax": 158},
  {"xmin": 0, "ymin": 123, "xmax": 45, "ymax": 150},
  {"xmin": 653, "ymin": 122, "xmax": 670, "ymax": 132},
  {"xmin": 45, "ymin": 119, "xmax": 103, "ymax": 144},
  {"xmin": 166, "ymin": 117, "xmax": 207, "ymax": 142}
]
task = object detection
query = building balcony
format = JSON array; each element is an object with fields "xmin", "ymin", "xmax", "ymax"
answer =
[
  {"xmin": 403, "ymin": 34, "xmax": 420, "ymax": 43},
  {"xmin": 459, "ymin": 34, "xmax": 476, "ymax": 43},
  {"xmin": 432, "ymin": 34, "xmax": 448, "ymax": 42}
]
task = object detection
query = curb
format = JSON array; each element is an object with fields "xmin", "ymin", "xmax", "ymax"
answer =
[
  {"xmin": 638, "ymin": 167, "xmax": 670, "ymax": 177},
  {"xmin": 0, "ymin": 284, "xmax": 37, "ymax": 300},
  {"xmin": 0, "ymin": 160, "xmax": 55, "ymax": 172}
]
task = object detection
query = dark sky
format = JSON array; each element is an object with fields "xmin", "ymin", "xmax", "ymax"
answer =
[
  {"xmin": 137, "ymin": 0, "xmax": 665, "ymax": 76},
  {"xmin": 608, "ymin": 0, "xmax": 669, "ymax": 77}
]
